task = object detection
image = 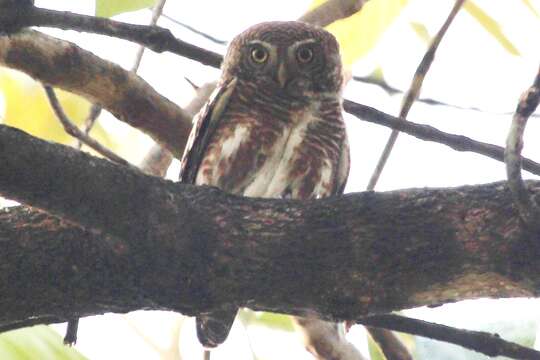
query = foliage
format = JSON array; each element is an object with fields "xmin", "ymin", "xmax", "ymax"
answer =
[
  {"xmin": 0, "ymin": 326, "xmax": 87, "ymax": 360},
  {"xmin": 464, "ymin": 1, "xmax": 520, "ymax": 56},
  {"xmin": 95, "ymin": 0, "xmax": 157, "ymax": 18}
]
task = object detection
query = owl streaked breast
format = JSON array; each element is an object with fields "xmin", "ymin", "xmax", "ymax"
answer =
[
  {"xmin": 178, "ymin": 20, "xmax": 349, "ymax": 348},
  {"xmin": 195, "ymin": 78, "xmax": 348, "ymax": 199}
]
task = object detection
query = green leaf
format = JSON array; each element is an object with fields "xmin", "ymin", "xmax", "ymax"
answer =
[
  {"xmin": 464, "ymin": 1, "xmax": 520, "ymax": 56},
  {"xmin": 367, "ymin": 333, "xmax": 386, "ymax": 360},
  {"xmin": 238, "ymin": 310, "xmax": 295, "ymax": 332},
  {"xmin": 410, "ymin": 22, "xmax": 431, "ymax": 44},
  {"xmin": 253, "ymin": 312, "xmax": 295, "ymax": 332},
  {"xmin": 95, "ymin": 0, "xmax": 156, "ymax": 18},
  {"xmin": 0, "ymin": 326, "xmax": 87, "ymax": 360}
]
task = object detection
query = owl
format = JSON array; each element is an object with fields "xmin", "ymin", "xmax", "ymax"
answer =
[{"xmin": 179, "ymin": 21, "xmax": 350, "ymax": 348}]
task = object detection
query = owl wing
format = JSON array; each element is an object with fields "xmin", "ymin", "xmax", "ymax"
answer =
[
  {"xmin": 332, "ymin": 132, "xmax": 350, "ymax": 196},
  {"xmin": 179, "ymin": 77, "xmax": 238, "ymax": 184}
]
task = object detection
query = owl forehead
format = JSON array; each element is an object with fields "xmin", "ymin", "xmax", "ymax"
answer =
[{"xmin": 234, "ymin": 21, "xmax": 336, "ymax": 49}]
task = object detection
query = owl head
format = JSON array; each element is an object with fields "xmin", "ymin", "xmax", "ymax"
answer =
[{"xmin": 221, "ymin": 21, "xmax": 343, "ymax": 96}]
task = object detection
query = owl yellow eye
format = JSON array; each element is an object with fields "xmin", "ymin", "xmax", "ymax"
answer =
[
  {"xmin": 296, "ymin": 47, "xmax": 313, "ymax": 64},
  {"xmin": 250, "ymin": 47, "xmax": 268, "ymax": 64}
]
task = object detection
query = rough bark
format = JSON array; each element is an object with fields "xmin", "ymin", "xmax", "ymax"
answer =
[{"xmin": 1, "ymin": 123, "xmax": 539, "ymax": 331}]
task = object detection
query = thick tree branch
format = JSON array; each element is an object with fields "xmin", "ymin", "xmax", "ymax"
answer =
[
  {"xmin": 1, "ymin": 123, "xmax": 540, "ymax": 328},
  {"xmin": 0, "ymin": 30, "xmax": 191, "ymax": 157}
]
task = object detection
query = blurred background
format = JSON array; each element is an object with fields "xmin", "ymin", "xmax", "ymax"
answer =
[{"xmin": 1, "ymin": 0, "xmax": 540, "ymax": 359}]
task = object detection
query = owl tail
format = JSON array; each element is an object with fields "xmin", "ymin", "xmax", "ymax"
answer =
[{"xmin": 196, "ymin": 308, "xmax": 238, "ymax": 348}]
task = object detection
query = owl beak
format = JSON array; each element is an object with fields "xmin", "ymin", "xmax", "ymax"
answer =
[{"xmin": 277, "ymin": 63, "xmax": 288, "ymax": 88}]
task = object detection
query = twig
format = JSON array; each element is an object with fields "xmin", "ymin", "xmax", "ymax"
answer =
[
  {"xmin": 79, "ymin": 0, "xmax": 166, "ymax": 151},
  {"xmin": 43, "ymin": 85, "xmax": 134, "ymax": 168},
  {"xmin": 504, "ymin": 65, "xmax": 540, "ymax": 225},
  {"xmin": 367, "ymin": 326, "xmax": 412, "ymax": 360},
  {"xmin": 133, "ymin": 0, "xmax": 167, "ymax": 72},
  {"xmin": 353, "ymin": 74, "xmax": 540, "ymax": 118},
  {"xmin": 366, "ymin": 0, "xmax": 465, "ymax": 190},
  {"xmin": 343, "ymin": 100, "xmax": 540, "ymax": 177},
  {"xmin": 76, "ymin": 105, "xmax": 101, "ymax": 149},
  {"xmin": 158, "ymin": 12, "xmax": 227, "ymax": 45},
  {"xmin": 360, "ymin": 314, "xmax": 540, "ymax": 360},
  {"xmin": 63, "ymin": 318, "xmax": 78, "ymax": 345}
]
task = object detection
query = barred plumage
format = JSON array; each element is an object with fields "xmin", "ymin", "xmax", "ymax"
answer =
[{"xmin": 179, "ymin": 21, "xmax": 349, "ymax": 348}]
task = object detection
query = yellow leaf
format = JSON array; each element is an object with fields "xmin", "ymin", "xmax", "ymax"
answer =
[
  {"xmin": 464, "ymin": 1, "xmax": 520, "ymax": 56},
  {"xmin": 0, "ymin": 69, "xmax": 115, "ymax": 148},
  {"xmin": 309, "ymin": 0, "xmax": 409, "ymax": 67},
  {"xmin": 521, "ymin": 0, "xmax": 540, "ymax": 18},
  {"xmin": 410, "ymin": 21, "xmax": 431, "ymax": 44}
]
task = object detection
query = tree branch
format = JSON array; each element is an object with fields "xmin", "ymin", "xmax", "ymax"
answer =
[
  {"xmin": 366, "ymin": 326, "xmax": 412, "ymax": 360},
  {"xmin": 1, "ymin": 123, "xmax": 540, "ymax": 330},
  {"xmin": 360, "ymin": 315, "xmax": 540, "ymax": 360},
  {"xmin": 367, "ymin": 0, "xmax": 465, "ymax": 190},
  {"xmin": 43, "ymin": 85, "xmax": 134, "ymax": 168},
  {"xmin": 0, "ymin": 3, "xmax": 222, "ymax": 68},
  {"xmin": 505, "ymin": 64, "xmax": 540, "ymax": 226},
  {"xmin": 0, "ymin": 30, "xmax": 191, "ymax": 157},
  {"xmin": 343, "ymin": 100, "xmax": 540, "ymax": 177}
]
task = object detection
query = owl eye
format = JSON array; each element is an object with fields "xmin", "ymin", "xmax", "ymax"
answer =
[
  {"xmin": 250, "ymin": 46, "xmax": 269, "ymax": 64},
  {"xmin": 296, "ymin": 46, "xmax": 314, "ymax": 64}
]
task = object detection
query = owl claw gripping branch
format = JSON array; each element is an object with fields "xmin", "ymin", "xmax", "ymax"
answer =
[{"xmin": 179, "ymin": 21, "xmax": 350, "ymax": 348}]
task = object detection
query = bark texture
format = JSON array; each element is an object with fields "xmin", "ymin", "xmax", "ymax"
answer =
[{"xmin": 1, "ymin": 124, "xmax": 539, "ymax": 331}]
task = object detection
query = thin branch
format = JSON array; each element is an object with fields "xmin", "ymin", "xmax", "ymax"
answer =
[
  {"xmin": 366, "ymin": 0, "xmax": 465, "ymax": 190},
  {"xmin": 43, "ymin": 85, "xmax": 135, "ymax": 168},
  {"xmin": 133, "ymin": 0, "xmax": 168, "ymax": 72},
  {"xmin": 343, "ymin": 100, "xmax": 540, "ymax": 177},
  {"xmin": 353, "ymin": 74, "xmax": 540, "ymax": 118},
  {"xmin": 360, "ymin": 314, "xmax": 540, "ymax": 360},
  {"xmin": 76, "ymin": 104, "xmax": 102, "ymax": 149},
  {"xmin": 367, "ymin": 327, "xmax": 412, "ymax": 360},
  {"xmin": 8, "ymin": 5, "xmax": 223, "ymax": 68},
  {"xmin": 504, "ymin": 64, "xmax": 540, "ymax": 225},
  {"xmin": 158, "ymin": 12, "xmax": 227, "ymax": 45},
  {"xmin": 63, "ymin": 318, "xmax": 79, "ymax": 345},
  {"xmin": 79, "ymin": 0, "xmax": 166, "ymax": 154}
]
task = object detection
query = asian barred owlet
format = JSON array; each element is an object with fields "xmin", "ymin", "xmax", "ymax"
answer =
[{"xmin": 179, "ymin": 21, "xmax": 349, "ymax": 348}]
